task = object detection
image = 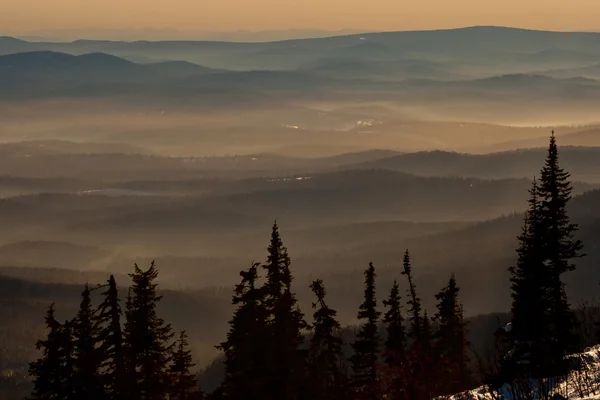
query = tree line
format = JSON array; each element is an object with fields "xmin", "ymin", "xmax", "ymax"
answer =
[
  {"xmin": 29, "ymin": 132, "xmax": 587, "ymax": 399},
  {"xmin": 28, "ymin": 264, "xmax": 202, "ymax": 400}
]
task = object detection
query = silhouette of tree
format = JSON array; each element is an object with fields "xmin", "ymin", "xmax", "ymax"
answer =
[
  {"xmin": 351, "ymin": 262, "xmax": 381, "ymax": 399},
  {"xmin": 261, "ymin": 222, "xmax": 308, "ymax": 400},
  {"xmin": 124, "ymin": 262, "xmax": 174, "ymax": 400},
  {"xmin": 169, "ymin": 331, "xmax": 202, "ymax": 400},
  {"xmin": 218, "ymin": 263, "xmax": 269, "ymax": 400},
  {"xmin": 72, "ymin": 284, "xmax": 104, "ymax": 400},
  {"xmin": 96, "ymin": 275, "xmax": 128, "ymax": 400},
  {"xmin": 433, "ymin": 274, "xmax": 473, "ymax": 395},
  {"xmin": 307, "ymin": 279, "xmax": 349, "ymax": 400}
]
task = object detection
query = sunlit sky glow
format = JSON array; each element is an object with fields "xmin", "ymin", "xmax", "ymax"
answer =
[{"xmin": 2, "ymin": 0, "xmax": 600, "ymax": 37}]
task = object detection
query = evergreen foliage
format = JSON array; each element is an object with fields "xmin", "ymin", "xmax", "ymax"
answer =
[
  {"xmin": 306, "ymin": 279, "xmax": 348, "ymax": 400},
  {"xmin": 169, "ymin": 331, "xmax": 202, "ymax": 400},
  {"xmin": 96, "ymin": 275, "xmax": 128, "ymax": 400},
  {"xmin": 433, "ymin": 275, "xmax": 473, "ymax": 395},
  {"xmin": 124, "ymin": 262, "xmax": 175, "ymax": 400},
  {"xmin": 538, "ymin": 132, "xmax": 584, "ymax": 372},
  {"xmin": 261, "ymin": 222, "xmax": 308, "ymax": 400},
  {"xmin": 401, "ymin": 250, "xmax": 422, "ymax": 343},
  {"xmin": 24, "ymin": 134, "xmax": 588, "ymax": 400},
  {"xmin": 72, "ymin": 284, "xmax": 104, "ymax": 400},
  {"xmin": 507, "ymin": 133, "xmax": 584, "ymax": 380},
  {"xmin": 382, "ymin": 280, "xmax": 405, "ymax": 366},
  {"xmin": 29, "ymin": 305, "xmax": 72, "ymax": 400},
  {"xmin": 218, "ymin": 263, "xmax": 269, "ymax": 400},
  {"xmin": 350, "ymin": 262, "xmax": 381, "ymax": 399}
]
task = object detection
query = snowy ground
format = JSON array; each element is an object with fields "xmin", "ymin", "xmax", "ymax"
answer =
[{"xmin": 449, "ymin": 346, "xmax": 600, "ymax": 400}]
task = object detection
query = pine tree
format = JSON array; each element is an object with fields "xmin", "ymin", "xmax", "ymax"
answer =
[
  {"xmin": 433, "ymin": 275, "xmax": 473, "ymax": 395},
  {"xmin": 124, "ymin": 262, "xmax": 175, "ymax": 400},
  {"xmin": 351, "ymin": 262, "xmax": 381, "ymax": 399},
  {"xmin": 169, "ymin": 331, "xmax": 202, "ymax": 400},
  {"xmin": 401, "ymin": 250, "xmax": 422, "ymax": 343},
  {"xmin": 29, "ymin": 305, "xmax": 69, "ymax": 400},
  {"xmin": 218, "ymin": 263, "xmax": 269, "ymax": 400},
  {"xmin": 382, "ymin": 280, "xmax": 405, "ymax": 367},
  {"xmin": 97, "ymin": 275, "xmax": 128, "ymax": 400},
  {"xmin": 72, "ymin": 284, "xmax": 104, "ymax": 400},
  {"xmin": 261, "ymin": 222, "xmax": 308, "ymax": 400},
  {"xmin": 538, "ymin": 131, "xmax": 584, "ymax": 374},
  {"xmin": 307, "ymin": 279, "xmax": 348, "ymax": 400}
]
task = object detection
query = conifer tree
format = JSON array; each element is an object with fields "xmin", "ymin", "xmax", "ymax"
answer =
[
  {"xmin": 399, "ymin": 251, "xmax": 432, "ymax": 400},
  {"xmin": 433, "ymin": 275, "xmax": 473, "ymax": 395},
  {"xmin": 29, "ymin": 305, "xmax": 69, "ymax": 400},
  {"xmin": 124, "ymin": 262, "xmax": 175, "ymax": 400},
  {"xmin": 381, "ymin": 280, "xmax": 406, "ymax": 400},
  {"xmin": 72, "ymin": 284, "xmax": 104, "ymax": 400},
  {"xmin": 382, "ymin": 280, "xmax": 405, "ymax": 366},
  {"xmin": 97, "ymin": 275, "xmax": 128, "ymax": 400},
  {"xmin": 169, "ymin": 331, "xmax": 202, "ymax": 400},
  {"xmin": 218, "ymin": 263, "xmax": 269, "ymax": 400},
  {"xmin": 507, "ymin": 178, "xmax": 549, "ymax": 379},
  {"xmin": 507, "ymin": 133, "xmax": 583, "ymax": 380},
  {"xmin": 307, "ymin": 279, "xmax": 348, "ymax": 400},
  {"xmin": 401, "ymin": 250, "xmax": 422, "ymax": 343},
  {"xmin": 60, "ymin": 319, "xmax": 76, "ymax": 400},
  {"xmin": 261, "ymin": 222, "xmax": 308, "ymax": 400},
  {"xmin": 538, "ymin": 131, "xmax": 583, "ymax": 373},
  {"xmin": 351, "ymin": 262, "xmax": 381, "ymax": 399}
]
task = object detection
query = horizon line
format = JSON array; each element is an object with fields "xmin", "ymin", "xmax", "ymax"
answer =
[{"xmin": 3, "ymin": 25, "xmax": 600, "ymax": 45}]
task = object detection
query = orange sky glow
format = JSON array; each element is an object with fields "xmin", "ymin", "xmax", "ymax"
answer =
[{"xmin": 2, "ymin": 0, "xmax": 600, "ymax": 35}]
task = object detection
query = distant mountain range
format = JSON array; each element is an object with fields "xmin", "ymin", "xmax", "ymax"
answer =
[
  {"xmin": 2, "ymin": 50, "xmax": 600, "ymax": 105},
  {"xmin": 2, "ymin": 26, "xmax": 600, "ymax": 71},
  {"xmin": 4, "ymin": 26, "xmax": 600, "ymax": 126}
]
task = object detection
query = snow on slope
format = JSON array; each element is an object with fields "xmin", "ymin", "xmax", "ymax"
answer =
[{"xmin": 450, "ymin": 345, "xmax": 600, "ymax": 400}]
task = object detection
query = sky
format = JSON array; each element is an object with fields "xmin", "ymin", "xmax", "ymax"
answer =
[{"xmin": 2, "ymin": 0, "xmax": 600, "ymax": 39}]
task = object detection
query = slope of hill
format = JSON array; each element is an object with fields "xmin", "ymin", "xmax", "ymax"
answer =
[
  {"xmin": 478, "ymin": 129, "xmax": 600, "ymax": 151},
  {"xmin": 452, "ymin": 344, "xmax": 600, "ymax": 399},
  {"xmin": 351, "ymin": 147, "xmax": 600, "ymax": 183},
  {"xmin": 0, "ymin": 51, "xmax": 217, "ymax": 91},
  {"xmin": 302, "ymin": 189, "xmax": 600, "ymax": 319}
]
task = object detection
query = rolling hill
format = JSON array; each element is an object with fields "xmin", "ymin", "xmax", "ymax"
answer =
[{"xmin": 350, "ymin": 147, "xmax": 600, "ymax": 183}]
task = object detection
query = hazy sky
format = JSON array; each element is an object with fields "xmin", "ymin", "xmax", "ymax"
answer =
[{"xmin": 2, "ymin": 0, "xmax": 600, "ymax": 37}]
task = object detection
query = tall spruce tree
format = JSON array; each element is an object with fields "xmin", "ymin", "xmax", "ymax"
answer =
[
  {"xmin": 72, "ymin": 284, "xmax": 104, "ymax": 400},
  {"xmin": 399, "ymin": 250, "xmax": 433, "ymax": 400},
  {"xmin": 29, "ymin": 305, "xmax": 70, "ymax": 400},
  {"xmin": 261, "ymin": 222, "xmax": 308, "ymax": 400},
  {"xmin": 169, "ymin": 331, "xmax": 202, "ymax": 400},
  {"xmin": 538, "ymin": 131, "xmax": 583, "ymax": 373},
  {"xmin": 382, "ymin": 280, "xmax": 405, "ymax": 366},
  {"xmin": 508, "ymin": 133, "xmax": 583, "ymax": 380},
  {"xmin": 97, "ymin": 275, "xmax": 128, "ymax": 400},
  {"xmin": 307, "ymin": 279, "xmax": 348, "ymax": 400},
  {"xmin": 401, "ymin": 250, "xmax": 422, "ymax": 343},
  {"xmin": 218, "ymin": 263, "xmax": 269, "ymax": 400},
  {"xmin": 124, "ymin": 262, "xmax": 175, "ymax": 400},
  {"xmin": 351, "ymin": 262, "xmax": 381, "ymax": 399},
  {"xmin": 381, "ymin": 280, "xmax": 406, "ymax": 400},
  {"xmin": 433, "ymin": 275, "xmax": 473, "ymax": 395}
]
